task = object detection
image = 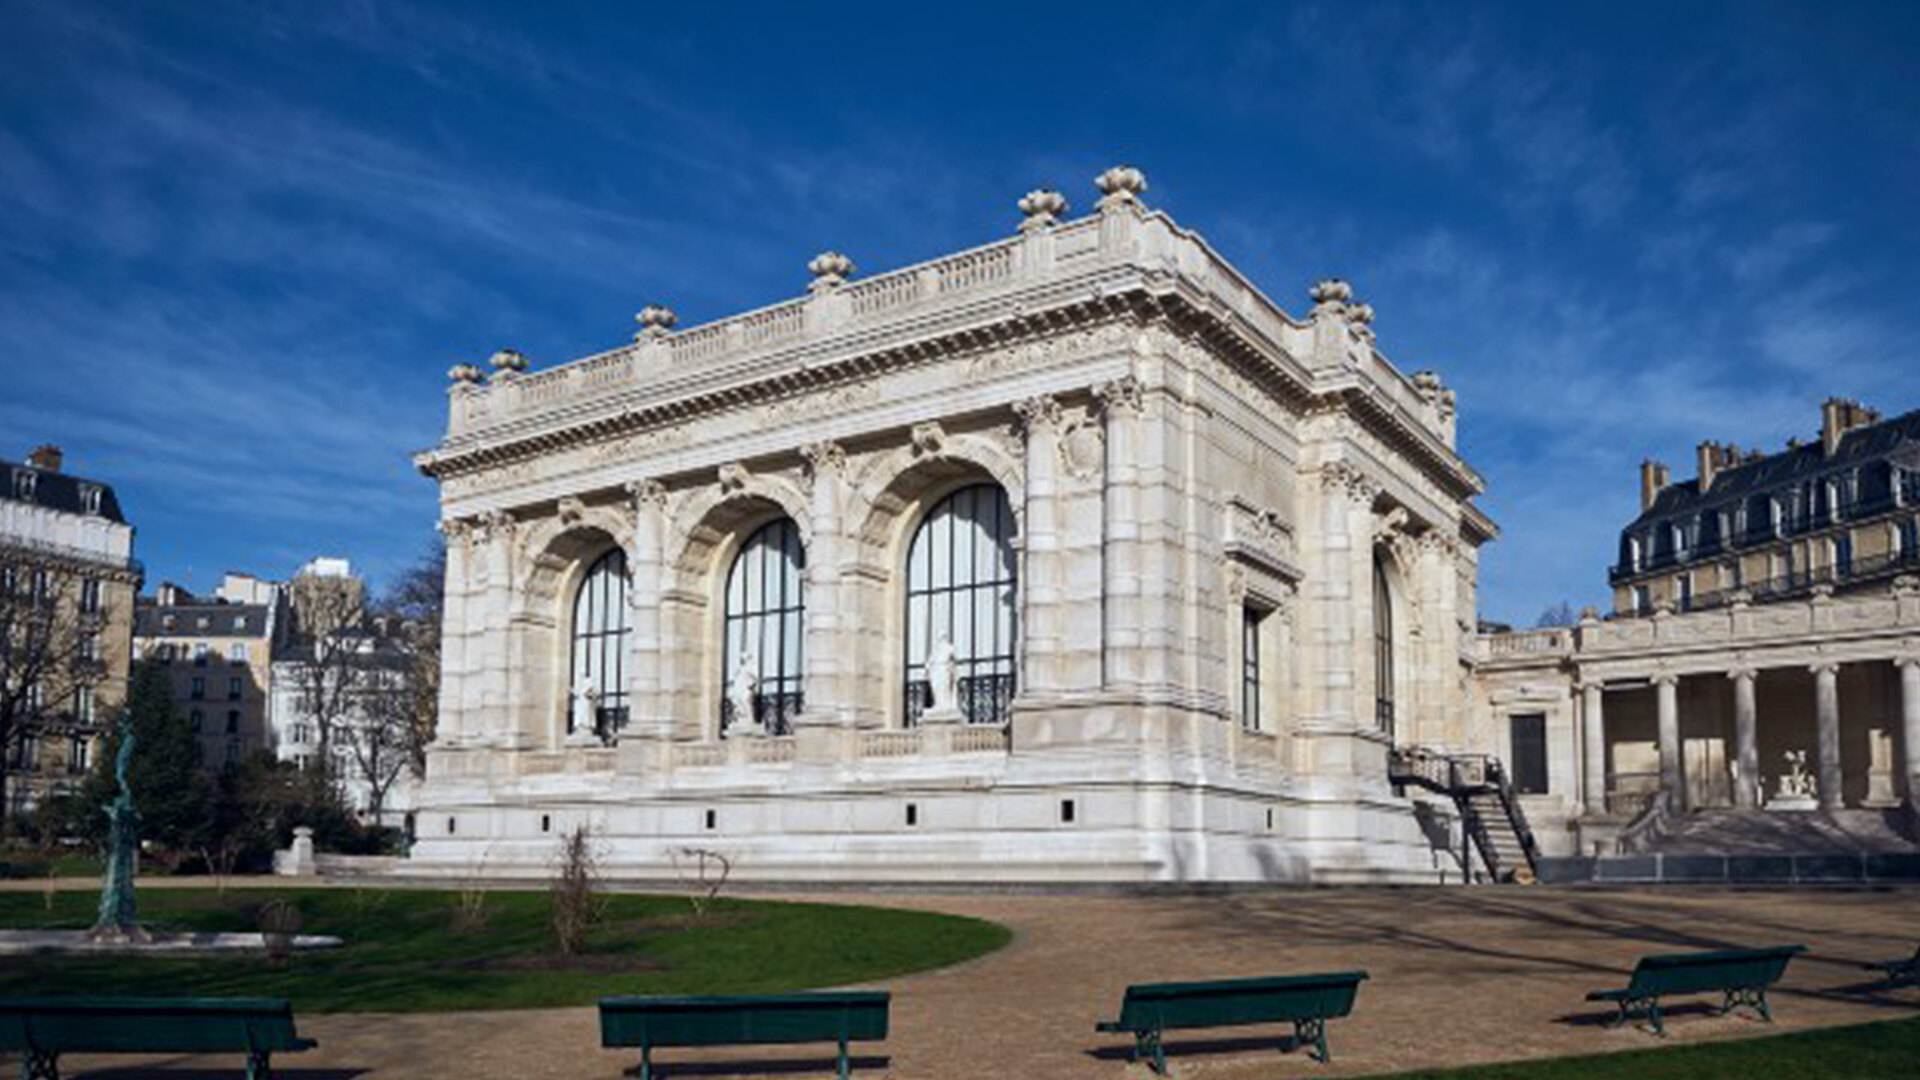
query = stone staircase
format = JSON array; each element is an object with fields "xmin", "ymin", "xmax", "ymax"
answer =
[{"xmin": 1641, "ymin": 808, "xmax": 1920, "ymax": 856}]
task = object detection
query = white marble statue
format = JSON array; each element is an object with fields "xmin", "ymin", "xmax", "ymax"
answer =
[
  {"xmin": 927, "ymin": 634, "xmax": 958, "ymax": 715},
  {"xmin": 1779, "ymin": 750, "xmax": 1813, "ymax": 799},
  {"xmin": 569, "ymin": 676, "xmax": 600, "ymax": 739},
  {"xmin": 728, "ymin": 650, "xmax": 761, "ymax": 735}
]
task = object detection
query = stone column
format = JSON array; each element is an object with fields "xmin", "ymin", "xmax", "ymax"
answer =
[
  {"xmin": 798, "ymin": 442, "xmax": 851, "ymax": 733},
  {"xmin": 434, "ymin": 519, "xmax": 472, "ymax": 746},
  {"xmin": 1729, "ymin": 667, "xmax": 1760, "ymax": 809},
  {"xmin": 1097, "ymin": 375, "xmax": 1145, "ymax": 692},
  {"xmin": 624, "ymin": 480, "xmax": 672, "ymax": 742},
  {"xmin": 1014, "ymin": 395, "xmax": 1067, "ymax": 697},
  {"xmin": 476, "ymin": 510, "xmax": 516, "ymax": 747},
  {"xmin": 1812, "ymin": 662, "xmax": 1843, "ymax": 810},
  {"xmin": 1580, "ymin": 681, "xmax": 1607, "ymax": 816},
  {"xmin": 1654, "ymin": 673, "xmax": 1683, "ymax": 805},
  {"xmin": 1899, "ymin": 658, "xmax": 1920, "ymax": 805}
]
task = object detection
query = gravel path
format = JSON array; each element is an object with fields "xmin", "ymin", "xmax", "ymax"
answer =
[{"xmin": 23, "ymin": 884, "xmax": 1920, "ymax": 1079}]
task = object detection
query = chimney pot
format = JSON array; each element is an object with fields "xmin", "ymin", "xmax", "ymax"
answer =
[{"xmin": 25, "ymin": 445, "xmax": 62, "ymax": 473}]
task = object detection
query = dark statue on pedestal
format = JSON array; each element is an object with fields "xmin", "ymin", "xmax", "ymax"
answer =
[{"xmin": 88, "ymin": 716, "xmax": 146, "ymax": 943}]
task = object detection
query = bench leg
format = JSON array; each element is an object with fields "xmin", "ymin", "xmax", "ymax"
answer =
[
  {"xmin": 1294, "ymin": 1018, "xmax": 1330, "ymax": 1064},
  {"xmin": 1142, "ymin": 1029, "xmax": 1167, "ymax": 1076},
  {"xmin": 246, "ymin": 1051, "xmax": 272, "ymax": 1080},
  {"xmin": 637, "ymin": 1041, "xmax": 652, "ymax": 1080},
  {"xmin": 22, "ymin": 1051, "xmax": 58, "ymax": 1080},
  {"xmin": 838, "ymin": 1034, "xmax": 850, "ymax": 1080}
]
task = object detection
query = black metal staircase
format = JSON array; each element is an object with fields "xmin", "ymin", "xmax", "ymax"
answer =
[{"xmin": 1390, "ymin": 747, "xmax": 1543, "ymax": 883}]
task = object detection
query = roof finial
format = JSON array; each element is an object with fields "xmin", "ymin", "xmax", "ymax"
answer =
[
  {"xmin": 634, "ymin": 304, "xmax": 678, "ymax": 341},
  {"xmin": 1018, "ymin": 189, "xmax": 1068, "ymax": 232},
  {"xmin": 1094, "ymin": 165, "xmax": 1148, "ymax": 210},
  {"xmin": 488, "ymin": 348, "xmax": 528, "ymax": 373},
  {"xmin": 807, "ymin": 251, "xmax": 855, "ymax": 292}
]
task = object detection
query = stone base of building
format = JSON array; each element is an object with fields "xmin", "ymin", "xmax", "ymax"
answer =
[{"xmin": 401, "ymin": 748, "xmax": 1457, "ymax": 885}]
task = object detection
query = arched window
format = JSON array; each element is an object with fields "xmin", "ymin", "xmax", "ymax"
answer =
[
  {"xmin": 904, "ymin": 484, "xmax": 1016, "ymax": 726},
  {"xmin": 569, "ymin": 549, "xmax": 630, "ymax": 739},
  {"xmin": 1373, "ymin": 556, "xmax": 1395, "ymax": 738},
  {"xmin": 722, "ymin": 519, "xmax": 805, "ymax": 735}
]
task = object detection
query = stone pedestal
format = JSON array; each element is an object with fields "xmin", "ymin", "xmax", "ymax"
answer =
[{"xmin": 1865, "ymin": 728, "xmax": 1900, "ymax": 807}]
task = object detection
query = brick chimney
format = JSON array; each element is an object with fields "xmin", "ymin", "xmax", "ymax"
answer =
[
  {"xmin": 25, "ymin": 445, "xmax": 62, "ymax": 473},
  {"xmin": 1639, "ymin": 459, "xmax": 1672, "ymax": 512},
  {"xmin": 1820, "ymin": 397, "xmax": 1880, "ymax": 456},
  {"xmin": 1695, "ymin": 441, "xmax": 1741, "ymax": 493}
]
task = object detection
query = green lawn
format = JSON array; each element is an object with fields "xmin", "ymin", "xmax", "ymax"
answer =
[
  {"xmin": 1370, "ymin": 1015, "xmax": 1920, "ymax": 1079},
  {"xmin": 0, "ymin": 887, "xmax": 1011, "ymax": 1013}
]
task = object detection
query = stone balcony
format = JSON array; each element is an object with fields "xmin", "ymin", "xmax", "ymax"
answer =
[{"xmin": 1479, "ymin": 576, "xmax": 1920, "ymax": 679}]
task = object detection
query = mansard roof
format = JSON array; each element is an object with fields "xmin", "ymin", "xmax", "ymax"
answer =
[
  {"xmin": 0, "ymin": 457, "xmax": 128, "ymax": 524},
  {"xmin": 1630, "ymin": 406, "xmax": 1920, "ymax": 527}
]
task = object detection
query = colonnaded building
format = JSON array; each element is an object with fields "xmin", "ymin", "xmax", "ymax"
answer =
[
  {"xmin": 407, "ymin": 166, "xmax": 1920, "ymax": 883},
  {"xmin": 410, "ymin": 167, "xmax": 1499, "ymax": 883}
]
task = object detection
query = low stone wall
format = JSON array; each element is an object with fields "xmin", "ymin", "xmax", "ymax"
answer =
[{"xmin": 1539, "ymin": 851, "xmax": 1920, "ymax": 884}]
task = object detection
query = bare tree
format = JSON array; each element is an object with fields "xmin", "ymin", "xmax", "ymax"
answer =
[
  {"xmin": 283, "ymin": 569, "xmax": 368, "ymax": 770},
  {"xmin": 0, "ymin": 553, "xmax": 98, "ymax": 825},
  {"xmin": 336, "ymin": 650, "xmax": 414, "ymax": 823},
  {"xmin": 377, "ymin": 541, "xmax": 444, "ymax": 779}
]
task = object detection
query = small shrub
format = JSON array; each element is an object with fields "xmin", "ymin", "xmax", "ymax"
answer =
[
  {"xmin": 550, "ymin": 825, "xmax": 604, "ymax": 955},
  {"xmin": 453, "ymin": 877, "xmax": 488, "ymax": 932}
]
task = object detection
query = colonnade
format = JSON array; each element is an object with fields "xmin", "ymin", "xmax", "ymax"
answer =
[{"xmin": 1580, "ymin": 657, "xmax": 1920, "ymax": 814}]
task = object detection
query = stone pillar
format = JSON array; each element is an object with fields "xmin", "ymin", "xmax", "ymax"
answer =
[
  {"xmin": 1654, "ymin": 673, "xmax": 1683, "ymax": 805},
  {"xmin": 1580, "ymin": 681, "xmax": 1607, "ymax": 816},
  {"xmin": 624, "ymin": 480, "xmax": 672, "ymax": 743},
  {"xmin": 1729, "ymin": 667, "xmax": 1760, "ymax": 809},
  {"xmin": 1097, "ymin": 375, "xmax": 1146, "ymax": 692},
  {"xmin": 435, "ymin": 519, "xmax": 472, "ymax": 745},
  {"xmin": 1901, "ymin": 658, "xmax": 1920, "ymax": 805},
  {"xmin": 475, "ymin": 510, "xmax": 516, "ymax": 747},
  {"xmin": 1812, "ymin": 662, "xmax": 1843, "ymax": 810},
  {"xmin": 1014, "ymin": 395, "xmax": 1067, "ymax": 697},
  {"xmin": 799, "ymin": 442, "xmax": 852, "ymax": 739}
]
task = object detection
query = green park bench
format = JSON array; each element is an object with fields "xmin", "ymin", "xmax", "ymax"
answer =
[
  {"xmin": 599, "ymin": 991, "xmax": 890, "ymax": 1080},
  {"xmin": 0, "ymin": 996, "xmax": 317, "ymax": 1080},
  {"xmin": 1868, "ymin": 942, "xmax": 1919, "ymax": 988},
  {"xmin": 1586, "ymin": 945, "xmax": 1806, "ymax": 1034},
  {"xmin": 1094, "ymin": 971, "xmax": 1368, "ymax": 1073}
]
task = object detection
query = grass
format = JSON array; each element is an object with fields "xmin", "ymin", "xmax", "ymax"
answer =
[
  {"xmin": 0, "ymin": 887, "xmax": 1011, "ymax": 1013},
  {"xmin": 1370, "ymin": 1015, "xmax": 1920, "ymax": 1079}
]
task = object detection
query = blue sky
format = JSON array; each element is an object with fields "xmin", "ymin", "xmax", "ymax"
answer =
[{"xmin": 3, "ymin": 1, "xmax": 1917, "ymax": 622}]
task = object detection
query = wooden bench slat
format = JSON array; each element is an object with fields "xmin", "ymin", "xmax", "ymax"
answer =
[
  {"xmin": 599, "ymin": 991, "xmax": 890, "ymax": 1080},
  {"xmin": 1096, "ymin": 971, "xmax": 1368, "ymax": 1073},
  {"xmin": 0, "ymin": 997, "xmax": 316, "ymax": 1078},
  {"xmin": 1586, "ymin": 946, "xmax": 1804, "ymax": 1035}
]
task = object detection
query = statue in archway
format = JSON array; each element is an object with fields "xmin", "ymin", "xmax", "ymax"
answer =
[{"xmin": 728, "ymin": 650, "xmax": 762, "ymax": 735}]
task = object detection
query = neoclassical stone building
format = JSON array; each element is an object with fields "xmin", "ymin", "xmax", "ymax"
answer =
[
  {"xmin": 410, "ymin": 167, "xmax": 1498, "ymax": 883},
  {"xmin": 1479, "ymin": 400, "xmax": 1920, "ymax": 858}
]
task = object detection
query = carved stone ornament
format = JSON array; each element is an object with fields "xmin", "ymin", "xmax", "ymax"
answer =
[
  {"xmin": 1012, "ymin": 394, "xmax": 1063, "ymax": 437},
  {"xmin": 1017, "ymin": 188, "xmax": 1068, "ymax": 231},
  {"xmin": 1347, "ymin": 301, "xmax": 1377, "ymax": 342},
  {"xmin": 1893, "ymin": 574, "xmax": 1920, "ymax": 598},
  {"xmin": 1308, "ymin": 279, "xmax": 1353, "ymax": 312},
  {"xmin": 634, "ymin": 304, "xmax": 678, "ymax": 341},
  {"xmin": 807, "ymin": 251, "xmax": 856, "ymax": 292},
  {"xmin": 436, "ymin": 517, "xmax": 472, "ymax": 541},
  {"xmin": 1094, "ymin": 164, "xmax": 1148, "ymax": 208},
  {"xmin": 800, "ymin": 439, "xmax": 849, "ymax": 480},
  {"xmin": 489, "ymin": 348, "xmax": 529, "ymax": 373},
  {"xmin": 476, "ymin": 509, "xmax": 515, "ymax": 542},
  {"xmin": 1318, "ymin": 461, "xmax": 1379, "ymax": 504},
  {"xmin": 717, "ymin": 462, "xmax": 750, "ymax": 493},
  {"xmin": 625, "ymin": 478, "xmax": 669, "ymax": 510},
  {"xmin": 1094, "ymin": 374, "xmax": 1145, "ymax": 416},
  {"xmin": 910, "ymin": 421, "xmax": 947, "ymax": 457},
  {"xmin": 1059, "ymin": 419, "xmax": 1105, "ymax": 480},
  {"xmin": 557, "ymin": 496, "xmax": 586, "ymax": 526},
  {"xmin": 447, "ymin": 363, "xmax": 486, "ymax": 384}
]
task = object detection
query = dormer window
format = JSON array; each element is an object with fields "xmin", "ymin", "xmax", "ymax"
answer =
[
  {"xmin": 79, "ymin": 484, "xmax": 102, "ymax": 515},
  {"xmin": 1670, "ymin": 522, "xmax": 1689, "ymax": 561},
  {"xmin": 11, "ymin": 470, "xmax": 35, "ymax": 500}
]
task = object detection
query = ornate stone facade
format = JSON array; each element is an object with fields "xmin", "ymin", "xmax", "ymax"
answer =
[{"xmin": 410, "ymin": 169, "xmax": 1495, "ymax": 883}]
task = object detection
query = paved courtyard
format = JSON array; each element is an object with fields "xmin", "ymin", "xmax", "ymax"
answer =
[{"xmin": 30, "ymin": 884, "xmax": 1920, "ymax": 1079}]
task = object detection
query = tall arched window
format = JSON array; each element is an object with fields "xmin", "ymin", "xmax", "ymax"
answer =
[
  {"xmin": 905, "ymin": 483, "xmax": 1016, "ymax": 726},
  {"xmin": 569, "ymin": 549, "xmax": 630, "ymax": 739},
  {"xmin": 1373, "ymin": 555, "xmax": 1395, "ymax": 739},
  {"xmin": 722, "ymin": 519, "xmax": 805, "ymax": 735}
]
